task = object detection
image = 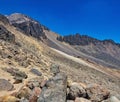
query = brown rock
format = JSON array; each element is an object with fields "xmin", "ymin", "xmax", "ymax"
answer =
[{"xmin": 86, "ymin": 84, "xmax": 110, "ymax": 102}]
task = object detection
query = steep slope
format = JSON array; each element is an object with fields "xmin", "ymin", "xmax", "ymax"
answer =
[
  {"xmin": 7, "ymin": 13, "xmax": 120, "ymax": 69},
  {"xmin": 1, "ymin": 13, "xmax": 119, "ymax": 98}
]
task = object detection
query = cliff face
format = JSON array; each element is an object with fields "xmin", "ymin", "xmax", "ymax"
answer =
[{"xmin": 7, "ymin": 13, "xmax": 47, "ymax": 40}]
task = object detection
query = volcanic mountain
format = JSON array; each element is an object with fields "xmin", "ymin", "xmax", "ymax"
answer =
[
  {"xmin": 7, "ymin": 13, "xmax": 120, "ymax": 69},
  {"xmin": 0, "ymin": 13, "xmax": 119, "ymax": 101}
]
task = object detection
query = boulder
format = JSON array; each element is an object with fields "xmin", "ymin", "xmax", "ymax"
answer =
[
  {"xmin": 75, "ymin": 97, "xmax": 91, "ymax": 102},
  {"xmin": 0, "ymin": 79, "xmax": 13, "ymax": 91},
  {"xmin": 86, "ymin": 84, "xmax": 110, "ymax": 102},
  {"xmin": 37, "ymin": 72, "xmax": 67, "ymax": 102},
  {"xmin": 67, "ymin": 83, "xmax": 86, "ymax": 100}
]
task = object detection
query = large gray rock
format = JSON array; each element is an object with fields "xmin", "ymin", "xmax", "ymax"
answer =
[{"xmin": 37, "ymin": 72, "xmax": 67, "ymax": 102}]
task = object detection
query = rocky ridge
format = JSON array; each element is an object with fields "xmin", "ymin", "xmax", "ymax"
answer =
[{"xmin": 57, "ymin": 34, "xmax": 120, "ymax": 69}]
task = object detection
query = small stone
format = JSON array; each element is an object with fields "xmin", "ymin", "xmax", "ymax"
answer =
[{"xmin": 30, "ymin": 68, "xmax": 42, "ymax": 76}]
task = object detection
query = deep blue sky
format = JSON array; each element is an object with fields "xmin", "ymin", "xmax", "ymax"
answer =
[{"xmin": 0, "ymin": 0, "xmax": 120, "ymax": 43}]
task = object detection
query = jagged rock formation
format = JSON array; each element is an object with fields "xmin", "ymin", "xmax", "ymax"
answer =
[
  {"xmin": 57, "ymin": 33, "xmax": 120, "ymax": 68},
  {"xmin": 7, "ymin": 13, "xmax": 47, "ymax": 40},
  {"xmin": 57, "ymin": 33, "xmax": 120, "ymax": 47}
]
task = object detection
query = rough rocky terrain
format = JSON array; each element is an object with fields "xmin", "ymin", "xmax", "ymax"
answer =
[{"xmin": 0, "ymin": 13, "xmax": 119, "ymax": 102}]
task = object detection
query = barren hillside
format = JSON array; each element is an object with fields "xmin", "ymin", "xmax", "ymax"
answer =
[{"xmin": 0, "ymin": 14, "xmax": 120, "ymax": 102}]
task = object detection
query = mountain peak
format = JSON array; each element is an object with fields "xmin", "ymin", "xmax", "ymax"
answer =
[
  {"xmin": 7, "ymin": 13, "xmax": 37, "ymax": 24},
  {"xmin": 7, "ymin": 13, "xmax": 47, "ymax": 40}
]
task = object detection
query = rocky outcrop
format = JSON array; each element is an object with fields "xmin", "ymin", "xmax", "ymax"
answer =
[
  {"xmin": 0, "ymin": 25, "xmax": 15, "ymax": 43},
  {"xmin": 7, "ymin": 13, "xmax": 47, "ymax": 40}
]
